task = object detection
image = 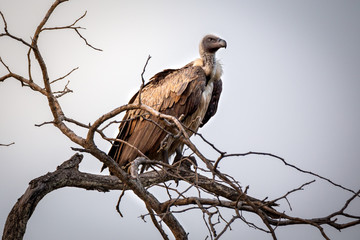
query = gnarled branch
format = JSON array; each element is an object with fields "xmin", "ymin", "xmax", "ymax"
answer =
[{"xmin": 1, "ymin": 1, "xmax": 359, "ymax": 239}]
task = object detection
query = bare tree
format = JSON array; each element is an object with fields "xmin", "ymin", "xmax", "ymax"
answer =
[{"xmin": 1, "ymin": 1, "xmax": 359, "ymax": 240}]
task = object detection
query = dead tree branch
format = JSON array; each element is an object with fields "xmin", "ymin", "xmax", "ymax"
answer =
[
  {"xmin": 3, "ymin": 154, "xmax": 358, "ymax": 240},
  {"xmin": 222, "ymin": 151, "xmax": 357, "ymax": 195},
  {"xmin": 1, "ymin": 1, "xmax": 359, "ymax": 239}
]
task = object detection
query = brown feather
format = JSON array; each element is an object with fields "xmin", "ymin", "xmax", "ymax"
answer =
[
  {"xmin": 105, "ymin": 34, "xmax": 226, "ymax": 173},
  {"xmin": 106, "ymin": 66, "xmax": 207, "ymax": 170},
  {"xmin": 200, "ymin": 79, "xmax": 222, "ymax": 127}
]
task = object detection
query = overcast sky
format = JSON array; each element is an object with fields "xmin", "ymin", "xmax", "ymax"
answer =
[{"xmin": 1, "ymin": 0, "xmax": 360, "ymax": 239}]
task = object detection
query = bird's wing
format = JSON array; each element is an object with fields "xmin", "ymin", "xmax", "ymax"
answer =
[
  {"xmin": 107, "ymin": 66, "xmax": 206, "ymax": 169},
  {"xmin": 200, "ymin": 79, "xmax": 222, "ymax": 127}
]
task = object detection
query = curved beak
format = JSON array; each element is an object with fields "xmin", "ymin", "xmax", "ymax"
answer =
[{"xmin": 218, "ymin": 38, "xmax": 227, "ymax": 49}]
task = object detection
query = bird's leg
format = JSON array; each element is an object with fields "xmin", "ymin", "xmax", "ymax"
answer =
[
  {"xmin": 173, "ymin": 147, "xmax": 183, "ymax": 164},
  {"xmin": 162, "ymin": 149, "xmax": 169, "ymax": 164},
  {"xmin": 172, "ymin": 147, "xmax": 198, "ymax": 170},
  {"xmin": 129, "ymin": 157, "xmax": 147, "ymax": 179},
  {"xmin": 159, "ymin": 134, "xmax": 171, "ymax": 164},
  {"xmin": 172, "ymin": 148, "xmax": 183, "ymax": 186}
]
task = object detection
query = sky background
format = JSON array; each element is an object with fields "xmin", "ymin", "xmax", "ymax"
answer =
[{"xmin": 1, "ymin": 0, "xmax": 360, "ymax": 239}]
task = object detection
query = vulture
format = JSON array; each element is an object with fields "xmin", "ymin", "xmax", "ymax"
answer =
[{"xmin": 104, "ymin": 34, "xmax": 226, "ymax": 172}]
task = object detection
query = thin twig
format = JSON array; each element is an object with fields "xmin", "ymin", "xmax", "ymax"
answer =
[
  {"xmin": 138, "ymin": 55, "xmax": 151, "ymax": 105},
  {"xmin": 51, "ymin": 67, "xmax": 79, "ymax": 84},
  {"xmin": 116, "ymin": 189, "xmax": 126, "ymax": 217},
  {"xmin": 34, "ymin": 120, "xmax": 55, "ymax": 127},
  {"xmin": 0, "ymin": 56, "xmax": 11, "ymax": 72},
  {"xmin": 0, "ymin": 11, "xmax": 33, "ymax": 48},
  {"xmin": 40, "ymin": 10, "xmax": 102, "ymax": 51},
  {"xmin": 27, "ymin": 48, "xmax": 33, "ymax": 82},
  {"xmin": 145, "ymin": 205, "xmax": 170, "ymax": 240},
  {"xmin": 223, "ymin": 151, "xmax": 357, "ymax": 195},
  {"xmin": 54, "ymin": 80, "xmax": 73, "ymax": 98},
  {"xmin": 214, "ymin": 216, "xmax": 237, "ymax": 240},
  {"xmin": 74, "ymin": 28, "xmax": 103, "ymax": 51},
  {"xmin": 0, "ymin": 142, "xmax": 15, "ymax": 147},
  {"xmin": 41, "ymin": 11, "xmax": 87, "ymax": 31},
  {"xmin": 269, "ymin": 180, "xmax": 316, "ymax": 207}
]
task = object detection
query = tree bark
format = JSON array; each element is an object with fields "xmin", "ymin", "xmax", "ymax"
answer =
[{"xmin": 2, "ymin": 153, "xmax": 277, "ymax": 240}]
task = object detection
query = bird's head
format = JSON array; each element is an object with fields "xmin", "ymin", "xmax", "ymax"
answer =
[{"xmin": 199, "ymin": 34, "xmax": 227, "ymax": 55}]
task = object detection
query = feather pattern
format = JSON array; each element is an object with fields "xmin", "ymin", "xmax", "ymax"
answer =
[
  {"xmin": 105, "ymin": 34, "xmax": 226, "ymax": 172},
  {"xmin": 108, "ymin": 66, "xmax": 208, "ymax": 169}
]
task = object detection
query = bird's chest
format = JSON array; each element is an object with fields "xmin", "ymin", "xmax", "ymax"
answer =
[{"xmin": 184, "ymin": 81, "xmax": 214, "ymax": 132}]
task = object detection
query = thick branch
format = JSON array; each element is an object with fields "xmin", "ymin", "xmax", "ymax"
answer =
[
  {"xmin": 3, "ymin": 153, "xmax": 360, "ymax": 240},
  {"xmin": 1, "ymin": 153, "xmax": 171, "ymax": 240},
  {"xmin": 2, "ymin": 1, "xmax": 359, "ymax": 239},
  {"xmin": 1, "ymin": 153, "xmax": 273, "ymax": 240}
]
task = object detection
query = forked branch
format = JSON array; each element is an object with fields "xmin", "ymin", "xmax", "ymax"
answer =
[{"xmin": 1, "ymin": 1, "xmax": 359, "ymax": 240}]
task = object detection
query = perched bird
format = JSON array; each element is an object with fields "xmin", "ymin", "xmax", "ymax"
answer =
[{"xmin": 104, "ymin": 34, "xmax": 226, "ymax": 172}]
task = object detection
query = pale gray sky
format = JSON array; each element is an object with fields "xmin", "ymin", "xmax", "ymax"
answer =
[{"xmin": 1, "ymin": 0, "xmax": 360, "ymax": 239}]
